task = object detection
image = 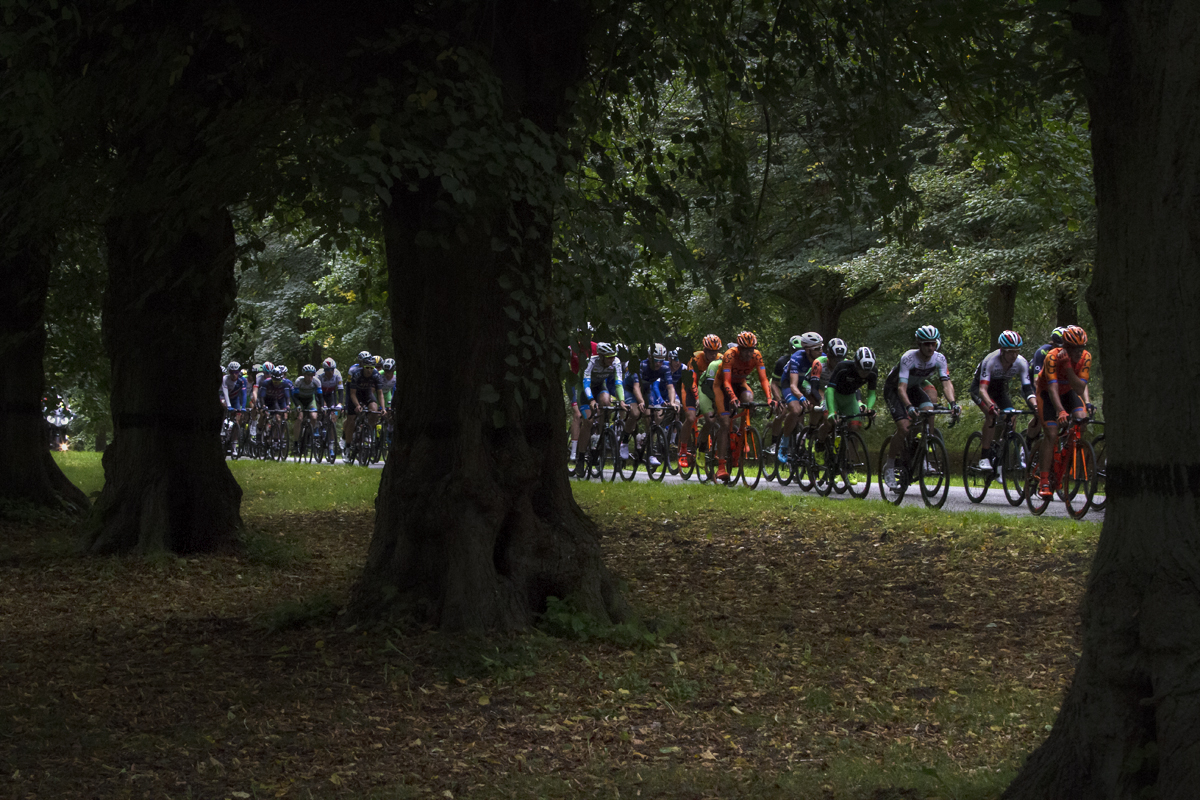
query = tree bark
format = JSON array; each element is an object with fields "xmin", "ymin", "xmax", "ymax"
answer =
[
  {"xmin": 1056, "ymin": 286, "xmax": 1078, "ymax": 327},
  {"xmin": 350, "ymin": 0, "xmax": 629, "ymax": 631},
  {"xmin": 987, "ymin": 281, "xmax": 1018, "ymax": 344},
  {"xmin": 84, "ymin": 209, "xmax": 243, "ymax": 554},
  {"xmin": 0, "ymin": 236, "xmax": 90, "ymax": 514},
  {"xmin": 1004, "ymin": 2, "xmax": 1200, "ymax": 798}
]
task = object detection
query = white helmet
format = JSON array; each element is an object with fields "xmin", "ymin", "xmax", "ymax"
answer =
[
  {"xmin": 828, "ymin": 338, "xmax": 847, "ymax": 357},
  {"xmin": 800, "ymin": 331, "xmax": 823, "ymax": 348},
  {"xmin": 855, "ymin": 346, "xmax": 876, "ymax": 371},
  {"xmin": 651, "ymin": 343, "xmax": 668, "ymax": 359}
]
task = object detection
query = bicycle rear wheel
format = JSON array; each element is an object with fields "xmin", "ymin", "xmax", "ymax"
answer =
[
  {"xmin": 666, "ymin": 420, "xmax": 683, "ymax": 475},
  {"xmin": 617, "ymin": 428, "xmax": 638, "ymax": 481},
  {"xmin": 918, "ymin": 435, "xmax": 950, "ymax": 509},
  {"xmin": 1000, "ymin": 432, "xmax": 1029, "ymax": 506},
  {"xmin": 793, "ymin": 430, "xmax": 817, "ymax": 492},
  {"xmin": 1091, "ymin": 434, "xmax": 1106, "ymax": 511},
  {"xmin": 740, "ymin": 427, "xmax": 763, "ymax": 489},
  {"xmin": 840, "ymin": 431, "xmax": 871, "ymax": 499},
  {"xmin": 961, "ymin": 431, "xmax": 990, "ymax": 503},
  {"xmin": 1063, "ymin": 438, "xmax": 1097, "ymax": 520}
]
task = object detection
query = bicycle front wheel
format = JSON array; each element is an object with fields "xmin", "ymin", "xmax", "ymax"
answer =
[
  {"xmin": 793, "ymin": 431, "xmax": 816, "ymax": 492},
  {"xmin": 1000, "ymin": 432, "xmax": 1030, "ymax": 506},
  {"xmin": 840, "ymin": 431, "xmax": 872, "ymax": 499},
  {"xmin": 666, "ymin": 420, "xmax": 684, "ymax": 476},
  {"xmin": 740, "ymin": 427, "xmax": 763, "ymax": 489},
  {"xmin": 962, "ymin": 431, "xmax": 989, "ymax": 504},
  {"xmin": 647, "ymin": 427, "xmax": 669, "ymax": 482},
  {"xmin": 878, "ymin": 439, "xmax": 906, "ymax": 505},
  {"xmin": 918, "ymin": 435, "xmax": 950, "ymax": 509},
  {"xmin": 603, "ymin": 430, "xmax": 623, "ymax": 482},
  {"xmin": 1025, "ymin": 444, "xmax": 1051, "ymax": 515},
  {"xmin": 1063, "ymin": 438, "xmax": 1097, "ymax": 520}
]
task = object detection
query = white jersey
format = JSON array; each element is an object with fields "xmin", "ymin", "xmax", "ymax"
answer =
[
  {"xmin": 893, "ymin": 349, "xmax": 950, "ymax": 384},
  {"xmin": 978, "ymin": 349, "xmax": 1031, "ymax": 385}
]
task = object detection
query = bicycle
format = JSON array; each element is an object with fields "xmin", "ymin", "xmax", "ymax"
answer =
[
  {"xmin": 781, "ymin": 417, "xmax": 824, "ymax": 491},
  {"xmin": 878, "ymin": 407, "xmax": 957, "ymax": 508},
  {"xmin": 617, "ymin": 405, "xmax": 675, "ymax": 482},
  {"xmin": 293, "ymin": 412, "xmax": 322, "ymax": 464},
  {"xmin": 1025, "ymin": 415, "xmax": 1097, "ymax": 520},
  {"xmin": 706, "ymin": 402, "xmax": 768, "ymax": 488},
  {"xmin": 315, "ymin": 405, "xmax": 342, "ymax": 463},
  {"xmin": 814, "ymin": 412, "xmax": 874, "ymax": 499},
  {"xmin": 962, "ymin": 408, "xmax": 1035, "ymax": 506},
  {"xmin": 344, "ymin": 407, "xmax": 378, "ymax": 466},
  {"xmin": 573, "ymin": 404, "xmax": 623, "ymax": 481},
  {"xmin": 261, "ymin": 409, "xmax": 291, "ymax": 462}
]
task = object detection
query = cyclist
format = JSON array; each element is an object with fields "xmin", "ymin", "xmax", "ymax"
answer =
[
  {"xmin": 1031, "ymin": 327, "xmax": 1067, "ymax": 377},
  {"xmin": 806, "ymin": 337, "xmax": 849, "ymax": 443},
  {"xmin": 713, "ymin": 331, "xmax": 777, "ymax": 483},
  {"xmin": 969, "ymin": 330, "xmax": 1038, "ymax": 471},
  {"xmin": 260, "ymin": 366, "xmax": 293, "ymax": 448},
  {"xmin": 621, "ymin": 356, "xmax": 643, "ymax": 460},
  {"xmin": 290, "ymin": 364, "xmax": 324, "ymax": 451},
  {"xmin": 882, "ymin": 325, "xmax": 960, "ymax": 490},
  {"xmin": 818, "ymin": 346, "xmax": 878, "ymax": 442},
  {"xmin": 343, "ymin": 351, "xmax": 383, "ymax": 450},
  {"xmin": 249, "ymin": 360, "xmax": 275, "ymax": 409},
  {"xmin": 776, "ymin": 332, "xmax": 825, "ymax": 457},
  {"xmin": 678, "ymin": 334, "xmax": 723, "ymax": 469},
  {"xmin": 578, "ymin": 342, "xmax": 627, "ymax": 463},
  {"xmin": 316, "ymin": 358, "xmax": 344, "ymax": 458},
  {"xmin": 567, "ymin": 338, "xmax": 597, "ymax": 463},
  {"xmin": 766, "ymin": 335, "xmax": 804, "ymax": 457},
  {"xmin": 380, "ymin": 358, "xmax": 397, "ymax": 411},
  {"xmin": 220, "ymin": 361, "xmax": 248, "ymax": 420},
  {"xmin": 1034, "ymin": 325, "xmax": 1092, "ymax": 497}
]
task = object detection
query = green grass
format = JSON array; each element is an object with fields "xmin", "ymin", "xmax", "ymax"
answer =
[{"xmin": 51, "ymin": 451, "xmax": 383, "ymax": 514}]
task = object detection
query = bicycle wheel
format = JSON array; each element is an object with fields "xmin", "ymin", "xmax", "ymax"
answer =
[
  {"xmin": 773, "ymin": 431, "xmax": 793, "ymax": 486},
  {"xmin": 1000, "ymin": 432, "xmax": 1029, "ymax": 506},
  {"xmin": 740, "ymin": 427, "xmax": 763, "ymax": 489},
  {"xmin": 919, "ymin": 434, "xmax": 950, "ymax": 509},
  {"xmin": 961, "ymin": 431, "xmax": 990, "ymax": 503},
  {"xmin": 840, "ymin": 430, "xmax": 872, "ymax": 499},
  {"xmin": 696, "ymin": 428, "xmax": 715, "ymax": 483},
  {"xmin": 1063, "ymin": 438, "xmax": 1097, "ymax": 520},
  {"xmin": 646, "ymin": 426, "xmax": 669, "ymax": 482},
  {"xmin": 1091, "ymin": 434, "xmax": 1106, "ymax": 511},
  {"xmin": 666, "ymin": 420, "xmax": 684, "ymax": 476},
  {"xmin": 617, "ymin": 428, "xmax": 638, "ymax": 481},
  {"xmin": 357, "ymin": 423, "xmax": 375, "ymax": 466},
  {"xmin": 813, "ymin": 434, "xmax": 835, "ymax": 497},
  {"xmin": 793, "ymin": 431, "xmax": 817, "ymax": 492},
  {"xmin": 292, "ymin": 425, "xmax": 306, "ymax": 463},
  {"xmin": 761, "ymin": 432, "xmax": 780, "ymax": 483},
  {"xmin": 878, "ymin": 439, "xmax": 906, "ymax": 505},
  {"xmin": 1025, "ymin": 444, "xmax": 1051, "ymax": 515},
  {"xmin": 602, "ymin": 429, "xmax": 621, "ymax": 482}
]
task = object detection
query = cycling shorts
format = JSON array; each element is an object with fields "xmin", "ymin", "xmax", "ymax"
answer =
[
  {"xmin": 829, "ymin": 391, "xmax": 864, "ymax": 418},
  {"xmin": 263, "ymin": 396, "xmax": 289, "ymax": 412},
  {"xmin": 349, "ymin": 388, "xmax": 378, "ymax": 408},
  {"xmin": 970, "ymin": 381, "xmax": 1011, "ymax": 411},
  {"xmin": 714, "ymin": 380, "xmax": 749, "ymax": 415},
  {"xmin": 885, "ymin": 383, "xmax": 935, "ymax": 422},
  {"xmin": 294, "ymin": 394, "xmax": 320, "ymax": 412},
  {"xmin": 1039, "ymin": 388, "xmax": 1083, "ymax": 426}
]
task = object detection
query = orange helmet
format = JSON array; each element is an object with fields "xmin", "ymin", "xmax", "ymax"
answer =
[
  {"xmin": 702, "ymin": 334, "xmax": 722, "ymax": 351},
  {"xmin": 1062, "ymin": 325, "xmax": 1088, "ymax": 346},
  {"xmin": 736, "ymin": 331, "xmax": 757, "ymax": 348}
]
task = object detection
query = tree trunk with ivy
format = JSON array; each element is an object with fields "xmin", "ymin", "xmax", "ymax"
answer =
[
  {"xmin": 84, "ymin": 209, "xmax": 243, "ymax": 554},
  {"xmin": 350, "ymin": 0, "xmax": 628, "ymax": 631},
  {"xmin": 0, "ymin": 235, "xmax": 90, "ymax": 514},
  {"xmin": 1004, "ymin": 3, "xmax": 1200, "ymax": 798}
]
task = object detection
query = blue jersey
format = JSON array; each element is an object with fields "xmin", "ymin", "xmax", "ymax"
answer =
[
  {"xmin": 1031, "ymin": 343, "xmax": 1054, "ymax": 376},
  {"xmin": 260, "ymin": 378, "xmax": 294, "ymax": 405},
  {"xmin": 639, "ymin": 358, "xmax": 672, "ymax": 387}
]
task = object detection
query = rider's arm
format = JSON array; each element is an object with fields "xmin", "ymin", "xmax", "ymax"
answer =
[
  {"xmin": 613, "ymin": 361, "xmax": 626, "ymax": 404},
  {"xmin": 756, "ymin": 365, "xmax": 772, "ymax": 404},
  {"xmin": 582, "ymin": 359, "xmax": 595, "ymax": 402},
  {"xmin": 941, "ymin": 379, "xmax": 956, "ymax": 405}
]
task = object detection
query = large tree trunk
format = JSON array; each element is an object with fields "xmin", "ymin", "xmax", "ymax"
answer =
[
  {"xmin": 0, "ymin": 236, "xmax": 90, "ymax": 514},
  {"xmin": 350, "ymin": 0, "xmax": 628, "ymax": 631},
  {"xmin": 84, "ymin": 209, "xmax": 243, "ymax": 554},
  {"xmin": 987, "ymin": 281, "xmax": 1018, "ymax": 344},
  {"xmin": 1004, "ymin": 3, "xmax": 1200, "ymax": 798}
]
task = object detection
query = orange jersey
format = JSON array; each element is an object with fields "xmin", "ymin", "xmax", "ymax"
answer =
[
  {"xmin": 687, "ymin": 349, "xmax": 718, "ymax": 397},
  {"xmin": 718, "ymin": 347, "xmax": 772, "ymax": 399},
  {"xmin": 1037, "ymin": 347, "xmax": 1091, "ymax": 395}
]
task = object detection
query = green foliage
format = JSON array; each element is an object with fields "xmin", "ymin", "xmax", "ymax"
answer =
[
  {"xmin": 539, "ymin": 596, "xmax": 663, "ymax": 648},
  {"xmin": 255, "ymin": 593, "xmax": 340, "ymax": 632}
]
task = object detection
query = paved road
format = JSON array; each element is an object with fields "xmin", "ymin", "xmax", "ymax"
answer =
[{"xmin": 576, "ymin": 466, "xmax": 1105, "ymax": 522}]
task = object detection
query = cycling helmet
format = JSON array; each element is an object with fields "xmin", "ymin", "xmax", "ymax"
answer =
[
  {"xmin": 357, "ymin": 350, "xmax": 372, "ymax": 364},
  {"xmin": 1050, "ymin": 326, "xmax": 1067, "ymax": 346},
  {"xmin": 855, "ymin": 346, "xmax": 876, "ymax": 371},
  {"xmin": 279, "ymin": 365, "xmax": 288, "ymax": 375},
  {"xmin": 382, "ymin": 358, "xmax": 396, "ymax": 371},
  {"xmin": 668, "ymin": 348, "xmax": 682, "ymax": 361},
  {"xmin": 263, "ymin": 361, "xmax": 275, "ymax": 372},
  {"xmin": 372, "ymin": 355, "xmax": 383, "ymax": 368},
  {"xmin": 702, "ymin": 334, "xmax": 723, "ymax": 351},
  {"xmin": 302, "ymin": 364, "xmax": 317, "ymax": 375},
  {"xmin": 736, "ymin": 331, "xmax": 757, "ymax": 348},
  {"xmin": 651, "ymin": 343, "xmax": 668, "ymax": 360},
  {"xmin": 596, "ymin": 342, "xmax": 616, "ymax": 357},
  {"xmin": 227, "ymin": 361, "xmax": 241, "ymax": 373},
  {"xmin": 828, "ymin": 338, "xmax": 848, "ymax": 357},
  {"xmin": 788, "ymin": 335, "xmax": 804, "ymax": 350},
  {"xmin": 1062, "ymin": 325, "xmax": 1088, "ymax": 346},
  {"xmin": 799, "ymin": 331, "xmax": 823, "ymax": 348},
  {"xmin": 915, "ymin": 325, "xmax": 940, "ymax": 342},
  {"xmin": 322, "ymin": 358, "xmax": 336, "ymax": 370},
  {"xmin": 271, "ymin": 366, "xmax": 285, "ymax": 379},
  {"xmin": 251, "ymin": 363, "xmax": 263, "ymax": 374},
  {"xmin": 997, "ymin": 330, "xmax": 1023, "ymax": 348}
]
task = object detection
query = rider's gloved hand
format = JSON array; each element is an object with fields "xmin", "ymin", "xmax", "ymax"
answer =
[
  {"xmin": 1056, "ymin": 409, "xmax": 1070, "ymax": 426},
  {"xmin": 906, "ymin": 405, "xmax": 917, "ymax": 419}
]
